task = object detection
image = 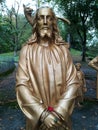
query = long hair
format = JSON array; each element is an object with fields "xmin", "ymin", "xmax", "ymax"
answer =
[{"xmin": 27, "ymin": 7, "xmax": 65, "ymax": 45}]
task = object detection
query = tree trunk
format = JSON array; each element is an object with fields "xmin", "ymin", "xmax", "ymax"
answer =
[
  {"xmin": 82, "ymin": 42, "xmax": 86, "ymax": 62},
  {"xmin": 14, "ymin": 14, "xmax": 18, "ymax": 57},
  {"xmin": 82, "ymin": 28, "xmax": 87, "ymax": 62},
  {"xmin": 14, "ymin": 42, "xmax": 18, "ymax": 56}
]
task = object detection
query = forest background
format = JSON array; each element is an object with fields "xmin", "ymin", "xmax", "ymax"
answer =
[{"xmin": 0, "ymin": 0, "xmax": 98, "ymax": 63}]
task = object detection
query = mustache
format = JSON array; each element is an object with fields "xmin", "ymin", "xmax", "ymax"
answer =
[{"xmin": 40, "ymin": 26, "xmax": 50, "ymax": 30}]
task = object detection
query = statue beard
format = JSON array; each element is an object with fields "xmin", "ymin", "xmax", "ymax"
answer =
[{"xmin": 38, "ymin": 29, "xmax": 52, "ymax": 39}]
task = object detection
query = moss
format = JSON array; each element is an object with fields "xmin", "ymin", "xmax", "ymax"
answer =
[
  {"xmin": 0, "ymin": 67, "xmax": 15, "ymax": 77},
  {"xmin": 83, "ymin": 98, "xmax": 98, "ymax": 107},
  {"xmin": 0, "ymin": 100, "xmax": 19, "ymax": 109}
]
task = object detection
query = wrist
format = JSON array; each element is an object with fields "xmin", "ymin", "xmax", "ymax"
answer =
[
  {"xmin": 40, "ymin": 109, "xmax": 49, "ymax": 123},
  {"xmin": 40, "ymin": 106, "xmax": 54, "ymax": 122}
]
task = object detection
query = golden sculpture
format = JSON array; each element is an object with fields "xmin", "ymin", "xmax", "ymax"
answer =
[
  {"xmin": 88, "ymin": 56, "xmax": 98, "ymax": 99},
  {"xmin": 75, "ymin": 63, "xmax": 87, "ymax": 107},
  {"xmin": 16, "ymin": 6, "xmax": 79, "ymax": 130},
  {"xmin": 88, "ymin": 56, "xmax": 98, "ymax": 71}
]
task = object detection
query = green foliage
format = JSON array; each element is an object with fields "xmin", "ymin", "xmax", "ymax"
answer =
[
  {"xmin": 57, "ymin": 20, "xmax": 68, "ymax": 41},
  {"xmin": 0, "ymin": 0, "xmax": 5, "ymax": 3},
  {"xmin": 0, "ymin": 15, "xmax": 13, "ymax": 53},
  {"xmin": 0, "ymin": 51, "xmax": 19, "ymax": 62},
  {"xmin": 70, "ymin": 48, "xmax": 81, "ymax": 56},
  {"xmin": 0, "ymin": 12, "xmax": 32, "ymax": 53},
  {"xmin": 0, "ymin": 0, "xmax": 98, "ymax": 61},
  {"xmin": 0, "ymin": 52, "xmax": 13, "ymax": 56},
  {"xmin": 0, "ymin": 101, "xmax": 19, "ymax": 109},
  {"xmin": 52, "ymin": 0, "xmax": 97, "ymax": 61},
  {"xmin": 87, "ymin": 44, "xmax": 98, "ymax": 58},
  {"xmin": 0, "ymin": 66, "xmax": 15, "ymax": 77}
]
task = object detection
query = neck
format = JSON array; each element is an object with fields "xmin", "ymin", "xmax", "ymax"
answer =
[{"xmin": 38, "ymin": 36, "xmax": 52, "ymax": 46}]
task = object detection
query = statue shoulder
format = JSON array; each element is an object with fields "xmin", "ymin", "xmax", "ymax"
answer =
[
  {"xmin": 60, "ymin": 44, "xmax": 72, "ymax": 60},
  {"xmin": 61, "ymin": 43, "xmax": 70, "ymax": 52},
  {"xmin": 59, "ymin": 42, "xmax": 70, "ymax": 49},
  {"xmin": 89, "ymin": 56, "xmax": 98, "ymax": 65},
  {"xmin": 64, "ymin": 42, "xmax": 70, "ymax": 49},
  {"xmin": 20, "ymin": 44, "xmax": 29, "ymax": 57}
]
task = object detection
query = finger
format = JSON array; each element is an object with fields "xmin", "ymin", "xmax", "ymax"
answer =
[
  {"xmin": 48, "ymin": 124, "xmax": 54, "ymax": 129},
  {"xmin": 39, "ymin": 123, "xmax": 45, "ymax": 130},
  {"xmin": 50, "ymin": 121, "xmax": 59, "ymax": 128},
  {"xmin": 40, "ymin": 123, "xmax": 48, "ymax": 130},
  {"xmin": 57, "ymin": 120, "xmax": 62, "ymax": 126}
]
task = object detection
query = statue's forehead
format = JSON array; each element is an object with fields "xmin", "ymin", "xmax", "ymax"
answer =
[
  {"xmin": 76, "ymin": 63, "xmax": 81, "ymax": 66},
  {"xmin": 38, "ymin": 8, "xmax": 52, "ymax": 16}
]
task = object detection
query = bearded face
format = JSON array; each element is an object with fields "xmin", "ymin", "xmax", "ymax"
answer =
[{"xmin": 37, "ymin": 8, "xmax": 53, "ymax": 39}]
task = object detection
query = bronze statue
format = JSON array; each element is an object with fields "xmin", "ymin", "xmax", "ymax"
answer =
[
  {"xmin": 88, "ymin": 56, "xmax": 98, "ymax": 99},
  {"xmin": 75, "ymin": 63, "xmax": 87, "ymax": 107},
  {"xmin": 88, "ymin": 56, "xmax": 98, "ymax": 71},
  {"xmin": 16, "ymin": 6, "xmax": 79, "ymax": 130}
]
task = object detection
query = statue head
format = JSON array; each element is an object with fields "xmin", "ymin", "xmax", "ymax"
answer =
[
  {"xmin": 25, "ymin": 6, "xmax": 70, "ymax": 45},
  {"xmin": 31, "ymin": 7, "xmax": 61, "ymax": 43},
  {"xmin": 36, "ymin": 7, "xmax": 53, "ymax": 38},
  {"xmin": 75, "ymin": 63, "xmax": 81, "ymax": 71}
]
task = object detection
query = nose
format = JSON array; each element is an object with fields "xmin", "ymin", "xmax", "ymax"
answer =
[{"xmin": 43, "ymin": 16, "xmax": 47, "ymax": 24}]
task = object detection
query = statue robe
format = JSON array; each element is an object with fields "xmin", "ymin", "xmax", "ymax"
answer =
[
  {"xmin": 16, "ymin": 42, "xmax": 79, "ymax": 130},
  {"xmin": 76, "ymin": 70, "xmax": 86, "ymax": 102},
  {"xmin": 88, "ymin": 56, "xmax": 98, "ymax": 99}
]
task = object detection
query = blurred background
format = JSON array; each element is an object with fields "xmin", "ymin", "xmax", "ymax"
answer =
[{"xmin": 0, "ymin": 0, "xmax": 98, "ymax": 130}]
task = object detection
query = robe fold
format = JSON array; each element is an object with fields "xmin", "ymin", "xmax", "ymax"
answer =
[{"xmin": 16, "ymin": 42, "xmax": 79, "ymax": 130}]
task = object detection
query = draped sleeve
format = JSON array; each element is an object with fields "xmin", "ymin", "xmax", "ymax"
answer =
[
  {"xmin": 16, "ymin": 45, "xmax": 45, "ymax": 127},
  {"xmin": 54, "ymin": 47, "xmax": 79, "ymax": 122}
]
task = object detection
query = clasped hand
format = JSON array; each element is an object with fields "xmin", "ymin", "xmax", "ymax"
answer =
[{"xmin": 44, "ymin": 112, "xmax": 62, "ymax": 129}]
